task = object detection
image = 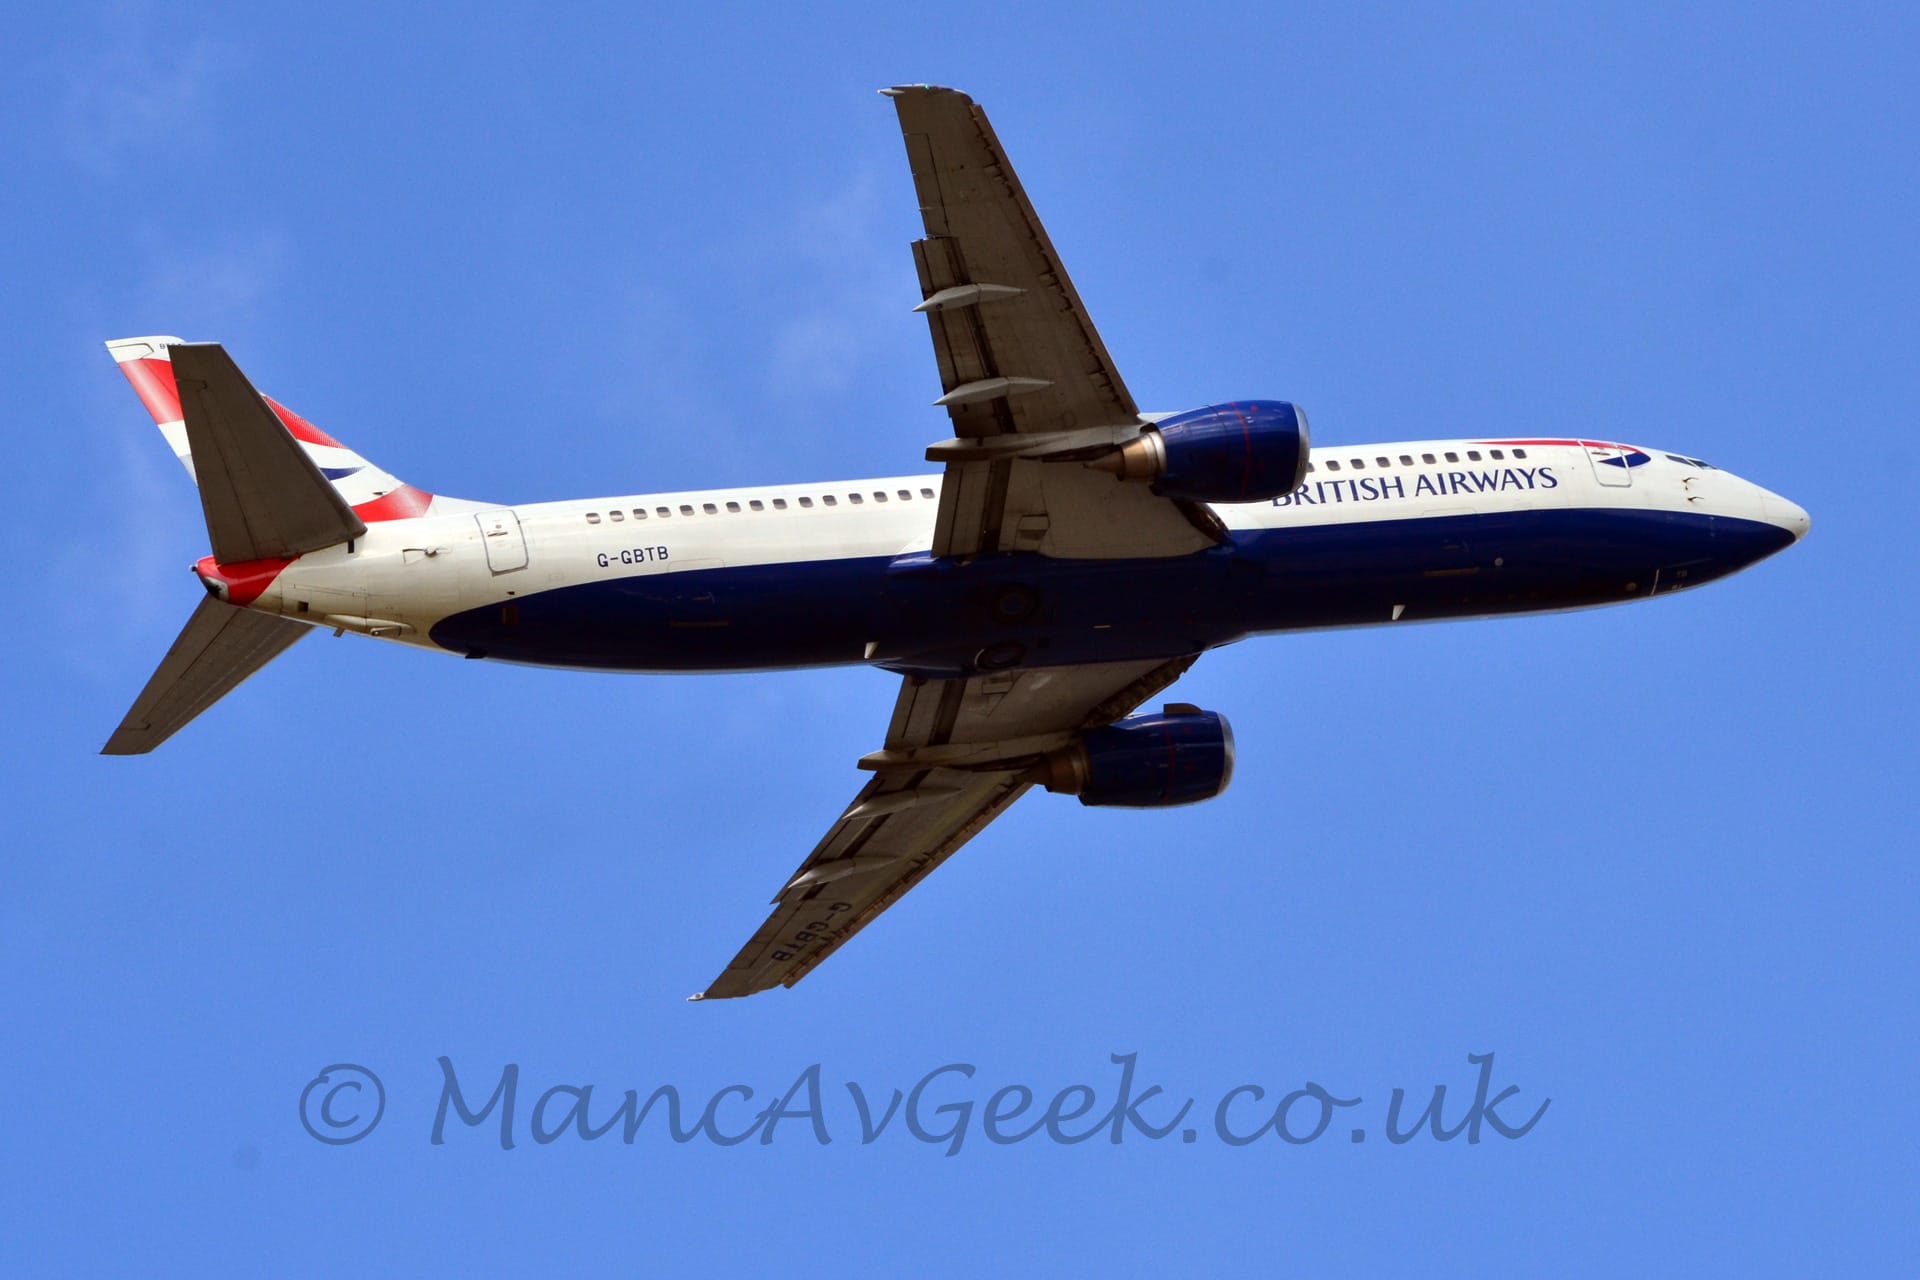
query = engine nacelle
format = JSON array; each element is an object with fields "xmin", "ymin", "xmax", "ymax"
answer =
[
  {"xmin": 1094, "ymin": 400, "xmax": 1308, "ymax": 503},
  {"xmin": 1042, "ymin": 707, "xmax": 1235, "ymax": 808}
]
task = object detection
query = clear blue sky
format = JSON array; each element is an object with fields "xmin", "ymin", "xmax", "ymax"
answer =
[{"xmin": 6, "ymin": 3, "xmax": 1915, "ymax": 1274}]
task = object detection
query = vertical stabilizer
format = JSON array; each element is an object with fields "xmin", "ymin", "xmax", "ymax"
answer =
[
  {"xmin": 166, "ymin": 342, "xmax": 368, "ymax": 562},
  {"xmin": 106, "ymin": 336, "xmax": 444, "ymax": 522}
]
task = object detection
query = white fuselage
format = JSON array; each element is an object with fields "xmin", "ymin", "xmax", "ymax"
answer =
[{"xmin": 231, "ymin": 437, "xmax": 1805, "ymax": 676}]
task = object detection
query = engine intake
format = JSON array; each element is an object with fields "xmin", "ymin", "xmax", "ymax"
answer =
[
  {"xmin": 1042, "ymin": 707, "xmax": 1235, "ymax": 808},
  {"xmin": 1094, "ymin": 400, "xmax": 1308, "ymax": 503}
]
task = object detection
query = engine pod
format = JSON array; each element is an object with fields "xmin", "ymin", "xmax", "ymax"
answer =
[
  {"xmin": 1097, "ymin": 401, "xmax": 1309, "ymax": 503},
  {"xmin": 1043, "ymin": 709, "xmax": 1236, "ymax": 807}
]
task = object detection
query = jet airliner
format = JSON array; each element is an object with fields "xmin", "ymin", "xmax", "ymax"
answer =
[{"xmin": 104, "ymin": 86, "xmax": 1808, "ymax": 998}]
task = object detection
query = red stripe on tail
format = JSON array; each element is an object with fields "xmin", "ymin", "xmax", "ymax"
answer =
[
  {"xmin": 263, "ymin": 396, "xmax": 346, "ymax": 449},
  {"xmin": 120, "ymin": 358, "xmax": 183, "ymax": 425},
  {"xmin": 353, "ymin": 484, "xmax": 433, "ymax": 522}
]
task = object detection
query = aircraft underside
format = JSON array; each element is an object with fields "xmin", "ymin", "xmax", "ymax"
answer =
[{"xmin": 427, "ymin": 506, "xmax": 1799, "ymax": 675}]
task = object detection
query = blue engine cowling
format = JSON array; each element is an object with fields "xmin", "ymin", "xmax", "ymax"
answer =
[
  {"xmin": 1097, "ymin": 401, "xmax": 1308, "ymax": 503},
  {"xmin": 1042, "ymin": 709, "xmax": 1235, "ymax": 808}
]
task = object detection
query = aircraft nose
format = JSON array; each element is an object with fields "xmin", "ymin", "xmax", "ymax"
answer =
[{"xmin": 1761, "ymin": 492, "xmax": 1811, "ymax": 542}]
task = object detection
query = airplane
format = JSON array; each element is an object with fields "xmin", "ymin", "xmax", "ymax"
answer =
[{"xmin": 102, "ymin": 85, "xmax": 1809, "ymax": 999}]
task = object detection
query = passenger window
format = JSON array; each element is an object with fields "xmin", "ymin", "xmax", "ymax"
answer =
[
  {"xmin": 657, "ymin": 507, "xmax": 671, "ymax": 518},
  {"xmin": 634, "ymin": 509, "xmax": 647, "ymax": 520},
  {"xmin": 823, "ymin": 495, "xmax": 838, "ymax": 506},
  {"xmin": 898, "ymin": 489, "xmax": 911, "ymax": 501},
  {"xmin": 798, "ymin": 496, "xmax": 813, "ymax": 508},
  {"xmin": 1444, "ymin": 452, "xmax": 1459, "ymax": 463},
  {"xmin": 873, "ymin": 491, "xmax": 887, "ymax": 503},
  {"xmin": 680, "ymin": 504, "xmax": 694, "ymax": 516},
  {"xmin": 1489, "ymin": 449, "xmax": 1505, "ymax": 460},
  {"xmin": 1351, "ymin": 458, "xmax": 1366, "ymax": 469},
  {"xmin": 773, "ymin": 498, "xmax": 788, "ymax": 510},
  {"xmin": 849, "ymin": 493, "xmax": 863, "ymax": 505},
  {"xmin": 1377, "ymin": 457, "xmax": 1391, "ymax": 468},
  {"xmin": 1399, "ymin": 455, "xmax": 1414, "ymax": 466},
  {"xmin": 921, "ymin": 488, "xmax": 935, "ymax": 499},
  {"xmin": 1466, "ymin": 450, "xmax": 1482, "ymax": 462},
  {"xmin": 1512, "ymin": 448, "xmax": 1528, "ymax": 459},
  {"xmin": 749, "ymin": 499, "xmax": 764, "ymax": 511},
  {"xmin": 586, "ymin": 513, "xmax": 601, "ymax": 524},
  {"xmin": 1326, "ymin": 459, "xmax": 1342, "ymax": 471},
  {"xmin": 1422, "ymin": 453, "xmax": 1436, "ymax": 464},
  {"xmin": 702, "ymin": 503, "xmax": 718, "ymax": 515},
  {"xmin": 609, "ymin": 509, "xmax": 624, "ymax": 521},
  {"xmin": 725, "ymin": 501, "xmax": 740, "ymax": 513},
  {"xmin": 1306, "ymin": 462, "xmax": 1316, "ymax": 473}
]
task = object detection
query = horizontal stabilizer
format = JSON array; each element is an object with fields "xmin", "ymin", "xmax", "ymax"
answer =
[
  {"xmin": 172, "ymin": 343, "xmax": 367, "ymax": 562},
  {"xmin": 102, "ymin": 597, "xmax": 310, "ymax": 755}
]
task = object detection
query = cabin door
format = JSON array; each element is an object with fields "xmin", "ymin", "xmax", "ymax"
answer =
[{"xmin": 476, "ymin": 509, "xmax": 529, "ymax": 573}]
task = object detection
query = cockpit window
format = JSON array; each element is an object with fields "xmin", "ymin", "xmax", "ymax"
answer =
[{"xmin": 1664, "ymin": 453, "xmax": 1717, "ymax": 470}]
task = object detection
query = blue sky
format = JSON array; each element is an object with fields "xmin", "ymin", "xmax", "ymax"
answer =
[{"xmin": 6, "ymin": 3, "xmax": 1916, "ymax": 1274}]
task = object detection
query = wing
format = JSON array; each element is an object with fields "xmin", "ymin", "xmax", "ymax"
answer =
[
  {"xmin": 693, "ymin": 90, "xmax": 1219, "ymax": 1000},
  {"xmin": 884, "ymin": 84, "xmax": 1219, "ymax": 561},
  {"xmin": 693, "ymin": 654, "xmax": 1195, "ymax": 999}
]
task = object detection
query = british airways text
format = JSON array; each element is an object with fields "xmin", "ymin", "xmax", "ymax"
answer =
[{"xmin": 1272, "ymin": 466, "xmax": 1559, "ymax": 508}]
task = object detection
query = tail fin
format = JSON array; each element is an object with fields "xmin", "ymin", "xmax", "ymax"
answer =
[
  {"xmin": 102, "ymin": 597, "xmax": 309, "ymax": 754},
  {"xmin": 107, "ymin": 336, "xmax": 437, "ymax": 523},
  {"xmin": 101, "ymin": 335, "xmax": 431, "ymax": 754},
  {"xmin": 168, "ymin": 342, "xmax": 369, "ymax": 562}
]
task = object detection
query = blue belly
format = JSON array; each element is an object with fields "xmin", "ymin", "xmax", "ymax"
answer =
[{"xmin": 427, "ymin": 508, "xmax": 1794, "ymax": 673}]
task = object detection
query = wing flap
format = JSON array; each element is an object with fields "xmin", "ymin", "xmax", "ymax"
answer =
[
  {"xmin": 697, "ymin": 767, "xmax": 1028, "ymax": 1000},
  {"xmin": 891, "ymin": 89, "xmax": 1136, "ymax": 438},
  {"xmin": 885, "ymin": 655, "xmax": 1196, "ymax": 749},
  {"xmin": 884, "ymin": 85, "xmax": 1213, "ymax": 561}
]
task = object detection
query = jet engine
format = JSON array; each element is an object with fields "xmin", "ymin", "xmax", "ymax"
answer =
[
  {"xmin": 1041, "ymin": 707, "xmax": 1235, "ymax": 808},
  {"xmin": 1093, "ymin": 400, "xmax": 1308, "ymax": 503}
]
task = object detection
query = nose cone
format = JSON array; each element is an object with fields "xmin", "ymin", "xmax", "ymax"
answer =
[{"xmin": 1760, "ymin": 492, "xmax": 1812, "ymax": 542}]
